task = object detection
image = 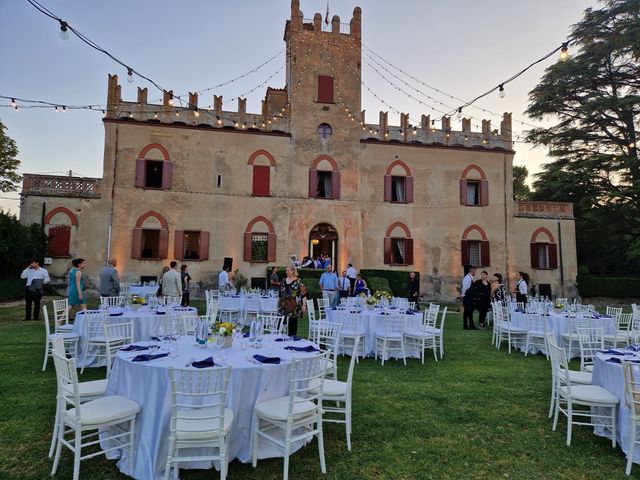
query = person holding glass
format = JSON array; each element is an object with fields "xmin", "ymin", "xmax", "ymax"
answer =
[
  {"xmin": 278, "ymin": 266, "xmax": 307, "ymax": 336},
  {"xmin": 68, "ymin": 258, "xmax": 87, "ymax": 319}
]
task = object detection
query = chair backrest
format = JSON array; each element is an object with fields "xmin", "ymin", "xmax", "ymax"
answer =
[
  {"xmin": 345, "ymin": 337, "xmax": 360, "ymax": 386},
  {"xmin": 162, "ymin": 295, "xmax": 182, "ymax": 306},
  {"xmin": 84, "ymin": 311, "xmax": 107, "ymax": 340},
  {"xmin": 245, "ymin": 297, "xmax": 262, "ymax": 313},
  {"xmin": 104, "ymin": 320, "xmax": 134, "ymax": 347},
  {"xmin": 437, "ymin": 306, "xmax": 448, "ymax": 331},
  {"xmin": 606, "ymin": 306, "xmax": 623, "ymax": 319},
  {"xmin": 568, "ymin": 316, "xmax": 592, "ymax": 335},
  {"xmin": 421, "ymin": 309, "xmax": 437, "ymax": 329},
  {"xmin": 260, "ymin": 297, "xmax": 278, "ymax": 313},
  {"xmin": 547, "ymin": 341, "xmax": 571, "ymax": 393},
  {"xmin": 168, "ymin": 366, "xmax": 232, "ymax": 436},
  {"xmin": 257, "ymin": 314, "xmax": 285, "ymax": 335},
  {"xmin": 316, "ymin": 298, "xmax": 329, "ymax": 320},
  {"xmin": 623, "ymin": 361, "xmax": 640, "ymax": 418},
  {"xmin": 52, "ymin": 298, "xmax": 69, "ymax": 327},
  {"xmin": 342, "ymin": 311, "xmax": 364, "ymax": 334},
  {"xmin": 617, "ymin": 312, "xmax": 633, "ymax": 332},
  {"xmin": 307, "ymin": 301, "xmax": 317, "ymax": 323},
  {"xmin": 43, "ymin": 305, "xmax": 53, "ymax": 337},
  {"xmin": 576, "ymin": 326, "xmax": 604, "ymax": 371},
  {"xmin": 51, "ymin": 336, "xmax": 82, "ymax": 420},
  {"xmin": 288, "ymin": 352, "xmax": 329, "ymax": 415},
  {"xmin": 100, "ymin": 295, "xmax": 127, "ymax": 307},
  {"xmin": 526, "ymin": 313, "xmax": 548, "ymax": 334},
  {"xmin": 317, "ymin": 321, "xmax": 342, "ymax": 351},
  {"xmin": 515, "ymin": 302, "xmax": 525, "ymax": 311},
  {"xmin": 154, "ymin": 314, "xmax": 181, "ymax": 338},
  {"xmin": 219, "ymin": 296, "xmax": 239, "ymax": 311},
  {"xmin": 182, "ymin": 315, "xmax": 200, "ymax": 335},
  {"xmin": 382, "ymin": 314, "xmax": 406, "ymax": 336},
  {"xmin": 556, "ymin": 298, "xmax": 568, "ymax": 306}
]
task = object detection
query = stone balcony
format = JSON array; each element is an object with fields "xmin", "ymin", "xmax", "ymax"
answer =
[
  {"xmin": 21, "ymin": 174, "xmax": 101, "ymax": 199},
  {"xmin": 514, "ymin": 201, "xmax": 574, "ymax": 219}
]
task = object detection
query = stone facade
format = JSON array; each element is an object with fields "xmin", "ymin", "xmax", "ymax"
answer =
[{"xmin": 19, "ymin": 1, "xmax": 578, "ymax": 300}]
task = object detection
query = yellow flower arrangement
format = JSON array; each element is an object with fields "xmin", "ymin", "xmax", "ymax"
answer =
[
  {"xmin": 131, "ymin": 295, "xmax": 146, "ymax": 305},
  {"xmin": 215, "ymin": 322, "xmax": 235, "ymax": 336}
]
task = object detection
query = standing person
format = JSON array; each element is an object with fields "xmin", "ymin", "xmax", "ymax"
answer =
[
  {"xmin": 353, "ymin": 274, "xmax": 368, "ymax": 296},
  {"xmin": 346, "ymin": 263, "xmax": 357, "ymax": 295},
  {"xmin": 180, "ymin": 264, "xmax": 191, "ymax": 306},
  {"xmin": 218, "ymin": 265, "xmax": 232, "ymax": 291},
  {"xmin": 338, "ymin": 271, "xmax": 351, "ymax": 300},
  {"xmin": 461, "ymin": 265, "xmax": 477, "ymax": 330},
  {"xmin": 278, "ymin": 266, "xmax": 307, "ymax": 336},
  {"xmin": 162, "ymin": 261, "xmax": 182, "ymax": 298},
  {"xmin": 68, "ymin": 258, "xmax": 87, "ymax": 319},
  {"xmin": 515, "ymin": 271, "xmax": 529, "ymax": 308},
  {"xmin": 300, "ymin": 256, "xmax": 314, "ymax": 268},
  {"xmin": 20, "ymin": 259, "xmax": 50, "ymax": 321},
  {"xmin": 99, "ymin": 258, "xmax": 120, "ymax": 297},
  {"xmin": 319, "ymin": 264, "xmax": 339, "ymax": 307},
  {"xmin": 156, "ymin": 266, "xmax": 170, "ymax": 297},
  {"xmin": 269, "ymin": 266, "xmax": 281, "ymax": 292},
  {"xmin": 408, "ymin": 271, "xmax": 420, "ymax": 311},
  {"xmin": 491, "ymin": 273, "xmax": 507, "ymax": 305},
  {"xmin": 473, "ymin": 271, "xmax": 492, "ymax": 329}
]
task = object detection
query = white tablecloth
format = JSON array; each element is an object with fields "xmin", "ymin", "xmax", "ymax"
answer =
[
  {"xmin": 592, "ymin": 353, "xmax": 638, "ymax": 464},
  {"xmin": 219, "ymin": 295, "xmax": 278, "ymax": 318},
  {"xmin": 326, "ymin": 307, "xmax": 422, "ymax": 358},
  {"xmin": 128, "ymin": 285, "xmax": 159, "ymax": 299},
  {"xmin": 73, "ymin": 307, "xmax": 197, "ymax": 367},
  {"xmin": 510, "ymin": 312, "xmax": 616, "ymax": 356},
  {"xmin": 104, "ymin": 335, "xmax": 320, "ymax": 479}
]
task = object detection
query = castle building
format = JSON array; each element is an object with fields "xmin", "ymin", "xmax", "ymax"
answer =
[{"xmin": 19, "ymin": 1, "xmax": 578, "ymax": 300}]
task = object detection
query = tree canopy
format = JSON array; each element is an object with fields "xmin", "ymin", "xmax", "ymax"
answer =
[
  {"xmin": 0, "ymin": 119, "xmax": 21, "ymax": 193},
  {"xmin": 512, "ymin": 165, "xmax": 531, "ymax": 200},
  {"xmin": 526, "ymin": 0, "xmax": 640, "ymax": 275}
]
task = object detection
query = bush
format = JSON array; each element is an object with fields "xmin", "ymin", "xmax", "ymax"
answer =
[
  {"xmin": 366, "ymin": 277, "xmax": 391, "ymax": 294},
  {"xmin": 0, "ymin": 211, "xmax": 47, "ymax": 278},
  {"xmin": 578, "ymin": 266, "xmax": 590, "ymax": 275},
  {"xmin": 360, "ymin": 269, "xmax": 418, "ymax": 298},
  {"xmin": 577, "ymin": 274, "xmax": 640, "ymax": 298},
  {"xmin": 0, "ymin": 278, "xmax": 26, "ymax": 302}
]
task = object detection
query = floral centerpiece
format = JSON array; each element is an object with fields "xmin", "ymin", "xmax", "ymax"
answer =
[
  {"xmin": 214, "ymin": 321, "xmax": 236, "ymax": 348},
  {"xmin": 129, "ymin": 295, "xmax": 147, "ymax": 310},
  {"xmin": 373, "ymin": 290, "xmax": 393, "ymax": 301},
  {"xmin": 553, "ymin": 300, "xmax": 564, "ymax": 310}
]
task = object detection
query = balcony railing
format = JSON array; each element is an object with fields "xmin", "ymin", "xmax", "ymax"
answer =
[
  {"xmin": 514, "ymin": 201, "xmax": 573, "ymax": 219},
  {"xmin": 21, "ymin": 174, "xmax": 101, "ymax": 198}
]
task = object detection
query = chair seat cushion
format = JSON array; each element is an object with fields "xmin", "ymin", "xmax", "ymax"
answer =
[
  {"xmin": 309, "ymin": 378, "xmax": 347, "ymax": 397},
  {"xmin": 568, "ymin": 370, "xmax": 592, "ymax": 385},
  {"xmin": 49, "ymin": 332, "xmax": 80, "ymax": 340},
  {"xmin": 175, "ymin": 407, "xmax": 233, "ymax": 439},
  {"xmin": 503, "ymin": 326, "xmax": 527, "ymax": 333},
  {"xmin": 341, "ymin": 329, "xmax": 365, "ymax": 337},
  {"xmin": 64, "ymin": 395, "xmax": 140, "ymax": 425},
  {"xmin": 255, "ymin": 396, "xmax": 317, "ymax": 421},
  {"xmin": 528, "ymin": 330, "xmax": 545, "ymax": 336},
  {"xmin": 65, "ymin": 379, "xmax": 108, "ymax": 399},
  {"xmin": 375, "ymin": 332, "xmax": 403, "ymax": 339},
  {"xmin": 325, "ymin": 359, "xmax": 335, "ymax": 373},
  {"xmin": 422, "ymin": 327, "xmax": 442, "ymax": 335},
  {"xmin": 559, "ymin": 385, "xmax": 618, "ymax": 404},
  {"xmin": 56, "ymin": 324, "xmax": 74, "ymax": 332}
]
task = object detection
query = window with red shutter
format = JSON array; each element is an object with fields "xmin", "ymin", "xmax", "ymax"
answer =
[
  {"xmin": 317, "ymin": 75, "xmax": 334, "ymax": 103},
  {"xmin": 47, "ymin": 225, "xmax": 71, "ymax": 257},
  {"xmin": 252, "ymin": 165, "xmax": 271, "ymax": 196}
]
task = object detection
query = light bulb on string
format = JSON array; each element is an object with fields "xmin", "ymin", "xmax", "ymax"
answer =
[
  {"xmin": 194, "ymin": 109, "xmax": 200, "ymax": 118},
  {"xmin": 62, "ymin": 106, "xmax": 66, "ymax": 113},
  {"xmin": 13, "ymin": 105, "xmax": 19, "ymax": 112},
  {"xmin": 127, "ymin": 68, "xmax": 134, "ymax": 83},
  {"xmin": 59, "ymin": 21, "xmax": 69, "ymax": 40},
  {"xmin": 498, "ymin": 84, "xmax": 505, "ymax": 99},
  {"xmin": 559, "ymin": 42, "xmax": 569, "ymax": 62},
  {"xmin": 457, "ymin": 107, "xmax": 462, "ymax": 119},
  {"xmin": 10, "ymin": 98, "xmax": 16, "ymax": 108}
]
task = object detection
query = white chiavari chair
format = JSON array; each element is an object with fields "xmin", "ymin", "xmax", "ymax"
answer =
[
  {"xmin": 53, "ymin": 298, "xmax": 74, "ymax": 333},
  {"xmin": 80, "ymin": 311, "xmax": 108, "ymax": 374},
  {"xmin": 43, "ymin": 305, "xmax": 80, "ymax": 371},
  {"xmin": 99, "ymin": 295, "xmax": 127, "ymax": 308},
  {"xmin": 103, "ymin": 320, "xmax": 133, "ymax": 376},
  {"xmin": 375, "ymin": 314, "xmax": 406, "ymax": 366},
  {"xmin": 338, "ymin": 311, "xmax": 366, "ymax": 361}
]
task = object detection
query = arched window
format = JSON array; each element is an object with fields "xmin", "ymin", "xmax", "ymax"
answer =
[
  {"xmin": 243, "ymin": 217, "xmax": 276, "ymax": 263},
  {"xmin": 131, "ymin": 212, "xmax": 169, "ymax": 260},
  {"xmin": 134, "ymin": 143, "xmax": 173, "ymax": 190},
  {"xmin": 44, "ymin": 207, "xmax": 78, "ymax": 258},
  {"xmin": 248, "ymin": 150, "xmax": 277, "ymax": 196},
  {"xmin": 384, "ymin": 222, "xmax": 413, "ymax": 266},
  {"xmin": 317, "ymin": 123, "xmax": 332, "ymax": 140},
  {"xmin": 530, "ymin": 227, "xmax": 558, "ymax": 270},
  {"xmin": 459, "ymin": 164, "xmax": 488, "ymax": 206},
  {"xmin": 384, "ymin": 160, "xmax": 413, "ymax": 203},
  {"xmin": 461, "ymin": 225, "xmax": 490, "ymax": 267},
  {"xmin": 309, "ymin": 155, "xmax": 340, "ymax": 199}
]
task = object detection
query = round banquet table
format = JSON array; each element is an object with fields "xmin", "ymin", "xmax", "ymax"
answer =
[
  {"xmin": 326, "ymin": 307, "xmax": 422, "ymax": 358},
  {"xmin": 103, "ymin": 335, "xmax": 320, "ymax": 480},
  {"xmin": 73, "ymin": 306, "xmax": 197, "ymax": 368},
  {"xmin": 510, "ymin": 312, "xmax": 616, "ymax": 357},
  {"xmin": 592, "ymin": 351, "xmax": 640, "ymax": 465}
]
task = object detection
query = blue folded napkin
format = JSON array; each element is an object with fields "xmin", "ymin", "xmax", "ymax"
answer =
[
  {"xmin": 121, "ymin": 344, "xmax": 148, "ymax": 352},
  {"xmin": 253, "ymin": 354, "xmax": 281, "ymax": 364},
  {"xmin": 275, "ymin": 336, "xmax": 302, "ymax": 342},
  {"xmin": 606, "ymin": 357, "xmax": 640, "ymax": 364},
  {"xmin": 131, "ymin": 353, "xmax": 168, "ymax": 362},
  {"xmin": 600, "ymin": 349, "xmax": 625, "ymax": 355},
  {"xmin": 155, "ymin": 311, "xmax": 166, "ymax": 315},
  {"xmin": 406, "ymin": 309, "xmax": 415, "ymax": 314},
  {"xmin": 330, "ymin": 306, "xmax": 337, "ymax": 310},
  {"xmin": 192, "ymin": 357, "xmax": 215, "ymax": 368},
  {"xmin": 515, "ymin": 309, "xmax": 525, "ymax": 313},
  {"xmin": 284, "ymin": 345, "xmax": 320, "ymax": 353},
  {"xmin": 232, "ymin": 295, "xmax": 241, "ymax": 298},
  {"xmin": 243, "ymin": 332, "xmax": 250, "ymax": 338},
  {"xmin": 109, "ymin": 312, "xmax": 124, "ymax": 316},
  {"xmin": 629, "ymin": 345, "xmax": 640, "ymax": 352}
]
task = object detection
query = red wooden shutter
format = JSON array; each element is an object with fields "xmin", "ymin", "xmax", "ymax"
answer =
[
  {"xmin": 459, "ymin": 179, "xmax": 467, "ymax": 205},
  {"xmin": 405, "ymin": 176, "xmax": 414, "ymax": 203},
  {"xmin": 384, "ymin": 237, "xmax": 392, "ymax": 264},
  {"xmin": 384, "ymin": 175, "xmax": 392, "ymax": 202},
  {"xmin": 460, "ymin": 240, "xmax": 469, "ymax": 266},
  {"xmin": 161, "ymin": 161, "xmax": 173, "ymax": 189},
  {"xmin": 331, "ymin": 171, "xmax": 340, "ymax": 199},
  {"xmin": 48, "ymin": 225, "xmax": 71, "ymax": 257},
  {"xmin": 549, "ymin": 243, "xmax": 558, "ymax": 269},
  {"xmin": 243, "ymin": 232, "xmax": 252, "ymax": 261},
  {"xmin": 317, "ymin": 75, "xmax": 334, "ymax": 103},
  {"xmin": 199, "ymin": 231, "xmax": 209, "ymax": 261},
  {"xmin": 135, "ymin": 159, "xmax": 146, "ymax": 188},
  {"xmin": 308, "ymin": 169, "xmax": 318, "ymax": 198},
  {"xmin": 267, "ymin": 232, "xmax": 277, "ymax": 262},
  {"xmin": 404, "ymin": 238, "xmax": 414, "ymax": 265},
  {"xmin": 530, "ymin": 243, "xmax": 539, "ymax": 269},
  {"xmin": 174, "ymin": 230, "xmax": 184, "ymax": 260},
  {"xmin": 252, "ymin": 165, "xmax": 270, "ymax": 196},
  {"xmin": 479, "ymin": 179, "xmax": 489, "ymax": 206},
  {"xmin": 480, "ymin": 240, "xmax": 491, "ymax": 267},
  {"xmin": 158, "ymin": 229, "xmax": 169, "ymax": 259},
  {"xmin": 131, "ymin": 228, "xmax": 142, "ymax": 259}
]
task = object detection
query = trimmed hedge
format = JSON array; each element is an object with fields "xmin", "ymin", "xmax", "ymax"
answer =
[
  {"xmin": 577, "ymin": 274, "xmax": 640, "ymax": 298},
  {"xmin": 267, "ymin": 267, "xmax": 418, "ymax": 300}
]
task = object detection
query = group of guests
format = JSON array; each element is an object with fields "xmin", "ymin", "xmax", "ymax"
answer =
[
  {"xmin": 299, "ymin": 254, "xmax": 332, "ymax": 269},
  {"xmin": 461, "ymin": 265, "xmax": 530, "ymax": 330}
]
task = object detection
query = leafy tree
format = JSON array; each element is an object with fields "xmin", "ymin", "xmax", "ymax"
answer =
[
  {"xmin": 512, "ymin": 165, "xmax": 531, "ymax": 200},
  {"xmin": 0, "ymin": 211, "xmax": 47, "ymax": 278},
  {"xmin": 526, "ymin": 0, "xmax": 640, "ymax": 275},
  {"xmin": 0, "ymin": 120, "xmax": 21, "ymax": 192}
]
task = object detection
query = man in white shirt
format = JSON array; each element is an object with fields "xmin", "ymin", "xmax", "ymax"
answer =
[
  {"xmin": 339, "ymin": 271, "xmax": 351, "ymax": 300},
  {"xmin": 346, "ymin": 263, "xmax": 357, "ymax": 295},
  {"xmin": 461, "ymin": 265, "xmax": 477, "ymax": 330},
  {"xmin": 161, "ymin": 261, "xmax": 182, "ymax": 298},
  {"xmin": 20, "ymin": 259, "xmax": 50, "ymax": 321},
  {"xmin": 218, "ymin": 266, "xmax": 231, "ymax": 291}
]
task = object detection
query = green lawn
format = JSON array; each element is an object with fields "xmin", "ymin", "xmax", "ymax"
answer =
[{"xmin": 0, "ymin": 299, "xmax": 631, "ymax": 479}]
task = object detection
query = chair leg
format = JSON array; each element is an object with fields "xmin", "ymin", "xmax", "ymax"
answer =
[
  {"xmin": 401, "ymin": 340, "xmax": 406, "ymax": 366},
  {"xmin": 566, "ymin": 401, "xmax": 573, "ymax": 446},
  {"xmin": 128, "ymin": 418, "xmax": 136, "ymax": 472},
  {"xmin": 611, "ymin": 405, "xmax": 617, "ymax": 448},
  {"xmin": 626, "ymin": 419, "xmax": 636, "ymax": 475},
  {"xmin": 317, "ymin": 417, "xmax": 326, "ymax": 474},
  {"xmin": 552, "ymin": 396, "xmax": 560, "ymax": 431},
  {"xmin": 42, "ymin": 339, "xmax": 50, "ymax": 371},
  {"xmin": 251, "ymin": 414, "xmax": 259, "ymax": 468},
  {"xmin": 548, "ymin": 374, "xmax": 556, "ymax": 418},
  {"xmin": 51, "ymin": 415, "xmax": 64, "ymax": 476},
  {"xmin": 48, "ymin": 394, "xmax": 62, "ymax": 458},
  {"xmin": 73, "ymin": 427, "xmax": 82, "ymax": 480},
  {"xmin": 220, "ymin": 437, "xmax": 228, "ymax": 480},
  {"xmin": 283, "ymin": 430, "xmax": 291, "ymax": 480},
  {"xmin": 164, "ymin": 436, "xmax": 174, "ymax": 480},
  {"xmin": 346, "ymin": 397, "xmax": 352, "ymax": 452}
]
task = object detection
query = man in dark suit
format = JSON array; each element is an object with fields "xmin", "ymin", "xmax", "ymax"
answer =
[{"xmin": 461, "ymin": 265, "xmax": 477, "ymax": 330}]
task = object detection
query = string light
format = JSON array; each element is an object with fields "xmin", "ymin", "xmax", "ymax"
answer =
[
  {"xmin": 456, "ymin": 107, "xmax": 462, "ymax": 119},
  {"xmin": 127, "ymin": 68, "xmax": 134, "ymax": 83},
  {"xmin": 58, "ymin": 20, "xmax": 69, "ymax": 40},
  {"xmin": 62, "ymin": 105, "xmax": 66, "ymax": 113},
  {"xmin": 498, "ymin": 84, "xmax": 505, "ymax": 99},
  {"xmin": 10, "ymin": 98, "xmax": 16, "ymax": 108},
  {"xmin": 13, "ymin": 105, "xmax": 19, "ymax": 112},
  {"xmin": 194, "ymin": 109, "xmax": 199, "ymax": 118},
  {"xmin": 559, "ymin": 42, "xmax": 569, "ymax": 61}
]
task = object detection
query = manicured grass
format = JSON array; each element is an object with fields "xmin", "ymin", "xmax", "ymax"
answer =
[{"xmin": 0, "ymin": 299, "xmax": 631, "ymax": 479}]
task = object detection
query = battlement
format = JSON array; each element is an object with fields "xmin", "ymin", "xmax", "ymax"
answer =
[{"xmin": 285, "ymin": 1, "xmax": 361, "ymax": 40}]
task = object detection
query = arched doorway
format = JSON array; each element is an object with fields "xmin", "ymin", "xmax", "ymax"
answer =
[{"xmin": 309, "ymin": 223, "xmax": 339, "ymax": 269}]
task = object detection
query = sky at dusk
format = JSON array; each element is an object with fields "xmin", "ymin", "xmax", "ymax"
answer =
[{"xmin": 0, "ymin": 0, "xmax": 599, "ymax": 214}]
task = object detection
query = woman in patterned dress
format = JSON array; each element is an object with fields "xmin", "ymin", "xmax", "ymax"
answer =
[{"xmin": 278, "ymin": 266, "xmax": 307, "ymax": 336}]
